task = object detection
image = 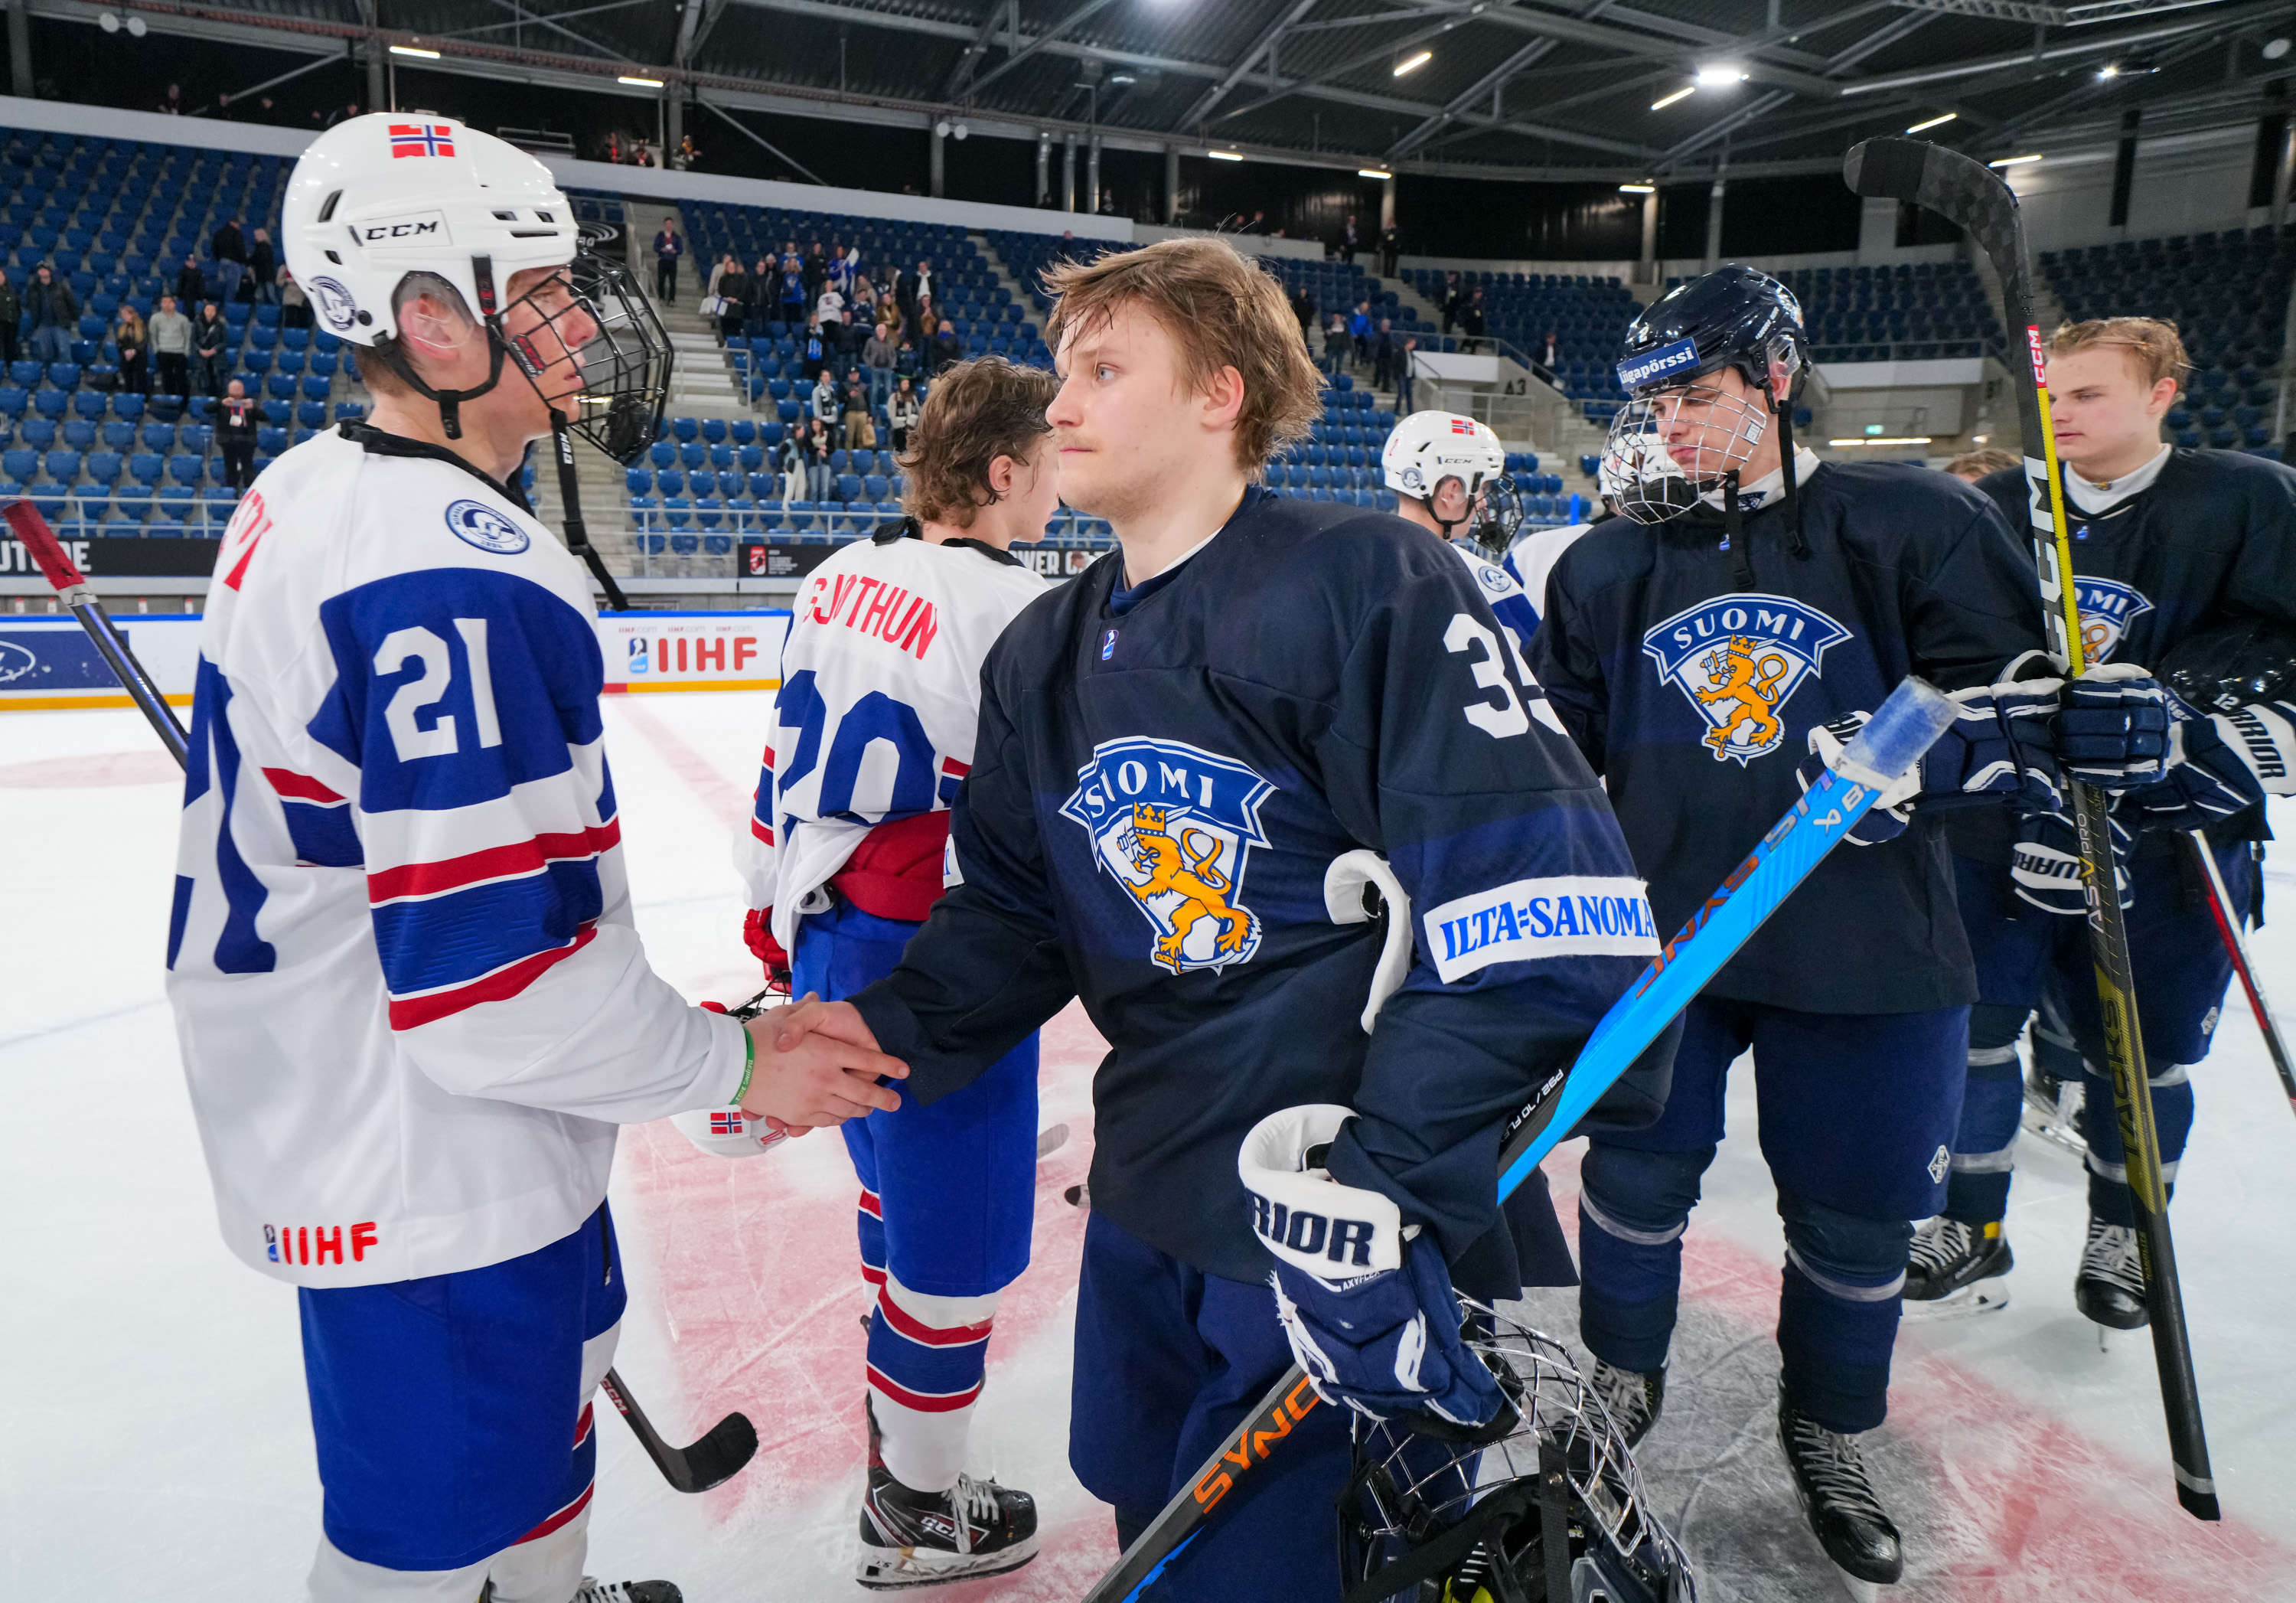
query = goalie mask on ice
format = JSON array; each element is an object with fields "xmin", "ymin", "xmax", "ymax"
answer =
[
  {"xmin": 281, "ymin": 113, "xmax": 670, "ymax": 465},
  {"xmin": 1340, "ymin": 1312, "xmax": 1698, "ymax": 1603}
]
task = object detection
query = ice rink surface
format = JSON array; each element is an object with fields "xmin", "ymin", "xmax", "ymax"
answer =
[{"xmin": 4, "ymin": 692, "xmax": 2292, "ymax": 1601}]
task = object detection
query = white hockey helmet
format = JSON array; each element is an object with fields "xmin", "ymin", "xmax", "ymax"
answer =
[
  {"xmin": 281, "ymin": 114, "xmax": 669, "ymax": 464},
  {"xmin": 1381, "ymin": 410, "xmax": 1521, "ymax": 555}
]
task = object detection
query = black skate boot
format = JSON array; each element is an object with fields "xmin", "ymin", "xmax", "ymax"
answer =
[
  {"xmin": 1587, "ymin": 1358, "xmax": 1665, "ymax": 1448},
  {"xmin": 1777, "ymin": 1396, "xmax": 1903, "ymax": 1587},
  {"xmin": 1902, "ymin": 1217, "xmax": 2012, "ymax": 1319},
  {"xmin": 570, "ymin": 1582, "xmax": 682, "ymax": 1603},
  {"xmin": 2075, "ymin": 1214, "xmax": 2149, "ymax": 1330},
  {"xmin": 856, "ymin": 1397, "xmax": 1039, "ymax": 1589}
]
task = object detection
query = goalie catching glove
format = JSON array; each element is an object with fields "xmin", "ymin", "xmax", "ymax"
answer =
[{"xmin": 1239, "ymin": 1105, "xmax": 1505, "ymax": 1431}]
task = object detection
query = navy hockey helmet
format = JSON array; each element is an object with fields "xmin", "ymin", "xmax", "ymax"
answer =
[
  {"xmin": 1615, "ymin": 264, "xmax": 1809, "ymax": 403},
  {"xmin": 2159, "ymin": 615, "xmax": 2296, "ymax": 717}
]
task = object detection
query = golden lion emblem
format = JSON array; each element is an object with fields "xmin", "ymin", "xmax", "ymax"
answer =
[
  {"xmin": 1691, "ymin": 635, "xmax": 1792, "ymax": 756},
  {"xmin": 1122, "ymin": 803, "xmax": 1258, "ymax": 970}
]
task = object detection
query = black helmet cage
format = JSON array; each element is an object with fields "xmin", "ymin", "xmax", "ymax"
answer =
[
  {"xmin": 1340, "ymin": 1310, "xmax": 1698, "ymax": 1603},
  {"xmin": 1466, "ymin": 472, "xmax": 1525, "ymax": 558},
  {"xmin": 504, "ymin": 250, "xmax": 673, "ymax": 468}
]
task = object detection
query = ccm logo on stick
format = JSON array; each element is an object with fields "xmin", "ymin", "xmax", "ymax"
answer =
[{"xmin": 1249, "ymin": 1197, "xmax": 1378, "ymax": 1266}]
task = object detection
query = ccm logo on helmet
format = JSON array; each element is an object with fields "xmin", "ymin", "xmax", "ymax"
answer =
[
  {"xmin": 360, "ymin": 210, "xmax": 449, "ymax": 243},
  {"xmin": 1250, "ymin": 1195, "xmax": 1379, "ymax": 1266}
]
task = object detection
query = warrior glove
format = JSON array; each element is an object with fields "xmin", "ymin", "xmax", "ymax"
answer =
[
  {"xmin": 2053, "ymin": 663, "xmax": 2169, "ymax": 789},
  {"xmin": 1907, "ymin": 650, "xmax": 2067, "ymax": 816},
  {"xmin": 2116, "ymin": 702, "xmax": 2294, "ymax": 830},
  {"xmin": 1239, "ymin": 1105, "xmax": 1504, "ymax": 1431}
]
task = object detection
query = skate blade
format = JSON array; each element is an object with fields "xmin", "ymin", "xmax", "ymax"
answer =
[
  {"xmin": 1036, "ymin": 1122, "xmax": 1068, "ymax": 1160},
  {"xmin": 1900, "ymin": 1283, "xmax": 2010, "ymax": 1323},
  {"xmin": 2017, "ymin": 1105, "xmax": 2086, "ymax": 1157},
  {"xmin": 854, "ymin": 1536, "xmax": 1042, "ymax": 1591}
]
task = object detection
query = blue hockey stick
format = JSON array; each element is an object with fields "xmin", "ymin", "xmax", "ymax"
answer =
[{"xmin": 1084, "ymin": 673, "xmax": 1959, "ymax": 1603}]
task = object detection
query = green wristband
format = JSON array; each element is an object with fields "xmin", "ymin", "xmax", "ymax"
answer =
[{"xmin": 731, "ymin": 1024, "xmax": 755, "ymax": 1108}]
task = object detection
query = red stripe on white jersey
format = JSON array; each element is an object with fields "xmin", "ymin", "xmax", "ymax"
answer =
[
  {"xmin": 940, "ymin": 756, "xmax": 970, "ymax": 777},
  {"xmin": 514, "ymin": 1479, "xmax": 595, "ymax": 1545},
  {"xmin": 860, "ymin": 1263, "xmax": 887, "ymax": 1288},
  {"xmin": 574, "ymin": 1400, "xmax": 594, "ymax": 1448},
  {"xmin": 263, "ymin": 768, "xmax": 346, "ymax": 805},
  {"xmin": 857, "ymin": 1187, "xmax": 883, "ymax": 1219},
  {"xmin": 366, "ymin": 818, "xmax": 621, "ymax": 905},
  {"xmin": 876, "ymin": 1291, "xmax": 994, "ymax": 1349},
  {"xmin": 866, "ymin": 1363, "xmax": 983, "ymax": 1414},
  {"xmin": 387, "ymin": 923, "xmax": 599, "ymax": 1029},
  {"xmin": 751, "ymin": 816, "xmax": 775, "ymax": 846}
]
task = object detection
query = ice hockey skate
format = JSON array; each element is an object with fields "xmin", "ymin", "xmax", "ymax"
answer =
[
  {"xmin": 2075, "ymin": 1215, "xmax": 2150, "ymax": 1331},
  {"xmin": 1900, "ymin": 1216, "xmax": 2012, "ymax": 1321},
  {"xmin": 2018, "ymin": 1063, "xmax": 2086, "ymax": 1158},
  {"xmin": 1587, "ymin": 1357, "xmax": 1666, "ymax": 1448},
  {"xmin": 481, "ymin": 1582, "xmax": 681, "ymax": 1603},
  {"xmin": 1778, "ymin": 1394, "xmax": 1903, "ymax": 1594},
  {"xmin": 856, "ymin": 1399, "xmax": 1039, "ymax": 1589}
]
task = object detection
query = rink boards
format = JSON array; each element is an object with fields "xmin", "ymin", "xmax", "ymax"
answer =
[{"xmin": 0, "ymin": 609, "xmax": 795, "ymax": 710}]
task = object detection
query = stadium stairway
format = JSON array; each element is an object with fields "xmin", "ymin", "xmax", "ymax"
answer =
[
  {"xmin": 973, "ymin": 231, "xmax": 1038, "ymax": 318},
  {"xmin": 626, "ymin": 199, "xmax": 747, "ymax": 420}
]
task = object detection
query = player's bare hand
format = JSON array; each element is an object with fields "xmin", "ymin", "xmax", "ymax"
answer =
[
  {"xmin": 769, "ymin": 993, "xmax": 885, "ymax": 1055},
  {"xmin": 741, "ymin": 1000, "xmax": 907, "ymax": 1128}
]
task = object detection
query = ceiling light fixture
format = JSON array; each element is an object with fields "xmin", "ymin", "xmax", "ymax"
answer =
[
  {"xmin": 1651, "ymin": 86, "xmax": 1696, "ymax": 110},
  {"xmin": 1988, "ymin": 153, "xmax": 2043, "ymax": 167},
  {"xmin": 1358, "ymin": 168, "xmax": 1394, "ymax": 181},
  {"xmin": 390, "ymin": 44, "xmax": 441, "ymax": 59},
  {"xmin": 618, "ymin": 74, "xmax": 664, "ymax": 87},
  {"xmin": 2097, "ymin": 63, "xmax": 2120, "ymax": 79},
  {"xmin": 1209, "ymin": 149, "xmax": 1243, "ymax": 161},
  {"xmin": 1694, "ymin": 64, "xmax": 1748, "ymax": 87},
  {"xmin": 1905, "ymin": 113, "xmax": 1955, "ymax": 134},
  {"xmin": 1619, "ymin": 183, "xmax": 1655, "ymax": 194},
  {"xmin": 1393, "ymin": 51, "xmax": 1433, "ymax": 77},
  {"xmin": 1828, "ymin": 436, "xmax": 1933, "ymax": 446}
]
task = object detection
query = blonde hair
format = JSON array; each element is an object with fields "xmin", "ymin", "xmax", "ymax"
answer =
[
  {"xmin": 1043, "ymin": 237, "xmax": 1323, "ymax": 478},
  {"xmin": 2047, "ymin": 316, "xmax": 2189, "ymax": 394},
  {"xmin": 1944, "ymin": 446, "xmax": 2020, "ymax": 481},
  {"xmin": 897, "ymin": 356, "xmax": 1058, "ymax": 529}
]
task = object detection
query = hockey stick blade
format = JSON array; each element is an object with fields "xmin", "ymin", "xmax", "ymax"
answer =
[
  {"xmin": 1847, "ymin": 134, "xmax": 2219, "ymax": 1523},
  {"xmin": 1081, "ymin": 676, "xmax": 1958, "ymax": 1603},
  {"xmin": 598, "ymin": 1367, "xmax": 758, "ymax": 1494}
]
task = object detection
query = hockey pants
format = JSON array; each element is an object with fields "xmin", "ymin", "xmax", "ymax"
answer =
[
  {"xmin": 1577, "ymin": 997, "xmax": 1967, "ymax": 1434},
  {"xmin": 795, "ymin": 900, "xmax": 1039, "ymax": 1495},
  {"xmin": 1945, "ymin": 842, "xmax": 2254, "ymax": 1229}
]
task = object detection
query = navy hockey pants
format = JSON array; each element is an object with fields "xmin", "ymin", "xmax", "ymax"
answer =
[
  {"xmin": 1577, "ymin": 997, "xmax": 1967, "ymax": 1434},
  {"xmin": 1947, "ymin": 842, "xmax": 2254, "ymax": 1228},
  {"xmin": 1071, "ymin": 1211, "xmax": 1350, "ymax": 1601}
]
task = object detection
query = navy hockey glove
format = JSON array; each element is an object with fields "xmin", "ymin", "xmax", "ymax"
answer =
[
  {"xmin": 1795, "ymin": 713, "xmax": 1914, "ymax": 844},
  {"xmin": 2011, "ymin": 811, "xmax": 2133, "ymax": 916},
  {"xmin": 1914, "ymin": 650, "xmax": 2066, "ymax": 815},
  {"xmin": 2117, "ymin": 701, "xmax": 2294, "ymax": 830},
  {"xmin": 1239, "ymin": 1105, "xmax": 1504, "ymax": 1431},
  {"xmin": 2053, "ymin": 664, "xmax": 2169, "ymax": 789}
]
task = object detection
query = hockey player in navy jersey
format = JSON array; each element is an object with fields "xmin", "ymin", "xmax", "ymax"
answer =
[
  {"xmin": 1526, "ymin": 266, "xmax": 2167, "ymax": 1585},
  {"xmin": 1910, "ymin": 317, "xmax": 2296, "ymax": 1327},
  {"xmin": 678, "ymin": 357, "xmax": 1062, "ymax": 1588},
  {"xmin": 763, "ymin": 236, "xmax": 1675, "ymax": 1598},
  {"xmin": 164, "ymin": 118, "xmax": 904, "ymax": 1603}
]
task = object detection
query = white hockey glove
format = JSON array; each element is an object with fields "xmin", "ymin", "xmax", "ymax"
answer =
[
  {"xmin": 1239, "ymin": 1105, "xmax": 1504, "ymax": 1430},
  {"xmin": 2116, "ymin": 701, "xmax": 2294, "ymax": 830},
  {"xmin": 669, "ymin": 1102, "xmax": 791, "ymax": 1159}
]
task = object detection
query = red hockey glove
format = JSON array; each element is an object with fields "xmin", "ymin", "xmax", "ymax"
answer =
[{"xmin": 744, "ymin": 907, "xmax": 793, "ymax": 993}]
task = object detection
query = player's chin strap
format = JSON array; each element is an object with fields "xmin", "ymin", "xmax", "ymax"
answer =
[
  {"xmin": 1771, "ymin": 388, "xmax": 1810, "ymax": 560},
  {"xmin": 1720, "ymin": 468, "xmax": 1755, "ymax": 591},
  {"xmin": 372, "ymin": 332, "xmax": 510, "ymax": 445},
  {"xmin": 551, "ymin": 411, "xmax": 631, "ymax": 612}
]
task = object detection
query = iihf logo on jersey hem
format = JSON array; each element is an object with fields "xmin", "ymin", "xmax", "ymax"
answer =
[
  {"xmin": 1642, "ymin": 593, "xmax": 1851, "ymax": 765},
  {"xmin": 2073, "ymin": 576, "xmax": 2151, "ymax": 665},
  {"xmin": 445, "ymin": 498, "xmax": 530, "ymax": 555},
  {"xmin": 1059, "ymin": 738, "xmax": 1273, "ymax": 975}
]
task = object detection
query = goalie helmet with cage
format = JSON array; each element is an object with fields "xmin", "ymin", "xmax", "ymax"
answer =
[
  {"xmin": 1340, "ymin": 1308, "xmax": 1698, "ymax": 1603},
  {"xmin": 1381, "ymin": 410, "xmax": 1524, "ymax": 557},
  {"xmin": 1602, "ymin": 265, "xmax": 1809, "ymax": 545},
  {"xmin": 279, "ymin": 113, "xmax": 670, "ymax": 465}
]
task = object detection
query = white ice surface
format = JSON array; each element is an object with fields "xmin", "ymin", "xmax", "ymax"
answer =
[{"xmin": 2, "ymin": 698, "xmax": 2292, "ymax": 1601}]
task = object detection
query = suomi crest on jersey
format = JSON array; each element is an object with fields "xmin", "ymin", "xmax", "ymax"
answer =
[
  {"xmin": 1641, "ymin": 593, "xmax": 1851, "ymax": 766},
  {"xmin": 1059, "ymin": 737, "xmax": 1274, "ymax": 975},
  {"xmin": 2072, "ymin": 576, "xmax": 2152, "ymax": 664}
]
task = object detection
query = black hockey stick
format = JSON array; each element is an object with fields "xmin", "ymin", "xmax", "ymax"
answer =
[
  {"xmin": 2184, "ymin": 831, "xmax": 2296, "ymax": 1119},
  {"xmin": 2, "ymin": 498, "xmax": 759, "ymax": 1498},
  {"xmin": 1844, "ymin": 135, "xmax": 2218, "ymax": 1522},
  {"xmin": 1083, "ymin": 679, "xmax": 1958, "ymax": 1602}
]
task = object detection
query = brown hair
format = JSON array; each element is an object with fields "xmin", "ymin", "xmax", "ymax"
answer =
[
  {"xmin": 1943, "ymin": 446, "xmax": 2020, "ymax": 481},
  {"xmin": 897, "ymin": 355, "xmax": 1058, "ymax": 529},
  {"xmin": 2047, "ymin": 316, "xmax": 2189, "ymax": 393},
  {"xmin": 1042, "ymin": 237, "xmax": 1323, "ymax": 477}
]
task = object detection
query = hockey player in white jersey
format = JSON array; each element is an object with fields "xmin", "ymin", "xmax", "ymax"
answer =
[
  {"xmin": 681, "ymin": 357, "xmax": 1061, "ymax": 1588},
  {"xmin": 1379, "ymin": 410, "xmax": 1541, "ymax": 649},
  {"xmin": 164, "ymin": 116, "xmax": 905, "ymax": 1603}
]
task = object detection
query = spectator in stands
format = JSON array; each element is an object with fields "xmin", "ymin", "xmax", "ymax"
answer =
[
  {"xmin": 863, "ymin": 319, "xmax": 897, "ymax": 405},
  {"xmin": 1098, "ymin": 188, "xmax": 1120, "ymax": 217},
  {"xmin": 1349, "ymin": 299, "xmax": 1371, "ymax": 367},
  {"xmin": 908, "ymin": 292, "xmax": 936, "ymax": 350},
  {"xmin": 1396, "ymin": 335, "xmax": 1418, "ymax": 413},
  {"xmin": 811, "ymin": 367, "xmax": 841, "ymax": 448},
  {"xmin": 801, "ymin": 415, "xmax": 836, "ymax": 500},
  {"xmin": 0, "ymin": 269, "xmax": 18, "ymax": 368},
  {"xmin": 887, "ymin": 375, "xmax": 921, "ymax": 452},
  {"xmin": 800, "ymin": 317, "xmax": 829, "ymax": 381},
  {"xmin": 1371, "ymin": 317, "xmax": 1396, "ymax": 393},
  {"xmin": 212, "ymin": 217, "xmax": 247, "ymax": 305},
  {"xmin": 1378, "ymin": 223, "xmax": 1398, "ymax": 278},
  {"xmin": 149, "ymin": 293, "xmax": 191, "ymax": 396},
  {"xmin": 1322, "ymin": 309, "xmax": 1349, "ymax": 376},
  {"xmin": 803, "ymin": 239, "xmax": 829, "ymax": 304},
  {"xmin": 248, "ymin": 228, "xmax": 279, "ymax": 307},
  {"xmin": 114, "ymin": 305, "xmax": 148, "ymax": 395},
  {"xmin": 605, "ymin": 132, "xmax": 623, "ymax": 165},
  {"xmin": 898, "ymin": 258, "xmax": 933, "ymax": 325},
  {"xmin": 632, "ymin": 139, "xmax": 658, "ymax": 169},
  {"xmin": 713, "ymin": 256, "xmax": 749, "ymax": 348},
  {"xmin": 777, "ymin": 421, "xmax": 806, "ymax": 504},
  {"xmin": 1440, "ymin": 271, "xmax": 1462, "ymax": 336},
  {"xmin": 1536, "ymin": 326, "xmax": 1559, "ymax": 378},
  {"xmin": 1945, "ymin": 446, "xmax": 2020, "ymax": 482},
  {"xmin": 850, "ymin": 272, "xmax": 880, "ymax": 331},
  {"xmin": 654, "ymin": 216, "xmax": 685, "ymax": 302},
  {"xmin": 1240, "ymin": 211, "xmax": 1267, "ymax": 235},
  {"xmin": 833, "ymin": 243, "xmax": 859, "ymax": 298},
  {"xmin": 1340, "ymin": 214, "xmax": 1358, "ymax": 265},
  {"xmin": 279, "ymin": 268, "xmax": 309, "ymax": 330},
  {"xmin": 780, "ymin": 253, "xmax": 807, "ymax": 324},
  {"xmin": 176, "ymin": 253, "xmax": 207, "ymax": 309},
  {"xmin": 748, "ymin": 257, "xmax": 777, "ymax": 338},
  {"xmin": 1289, "ymin": 284, "xmax": 1315, "ymax": 338},
  {"xmin": 895, "ymin": 335, "xmax": 920, "ymax": 381},
  {"xmin": 843, "ymin": 371, "xmax": 876, "ymax": 451},
  {"xmin": 816, "ymin": 280, "xmax": 846, "ymax": 351},
  {"xmin": 23, "ymin": 265, "xmax": 77, "ymax": 365},
  {"xmin": 928, "ymin": 316, "xmax": 961, "ymax": 376},
  {"xmin": 193, "ymin": 302, "xmax": 232, "ymax": 397},
  {"xmin": 217, "ymin": 378, "xmax": 259, "ymax": 494},
  {"xmin": 1458, "ymin": 287, "xmax": 1486, "ymax": 354},
  {"xmin": 676, "ymin": 133, "xmax": 700, "ymax": 171},
  {"xmin": 156, "ymin": 83, "xmax": 183, "ymax": 115}
]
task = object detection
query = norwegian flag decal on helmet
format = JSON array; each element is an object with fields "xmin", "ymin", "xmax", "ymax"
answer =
[{"xmin": 389, "ymin": 123, "xmax": 456, "ymax": 159}]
